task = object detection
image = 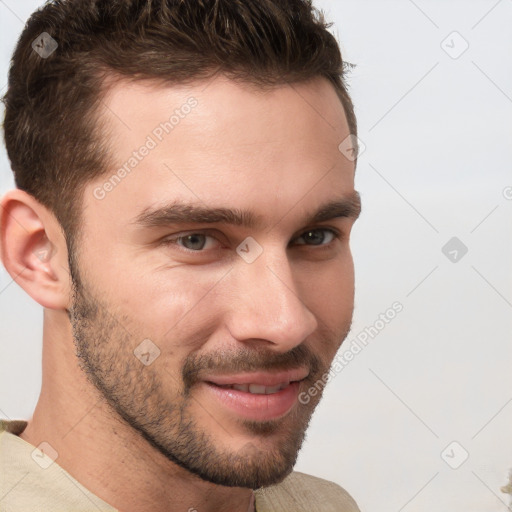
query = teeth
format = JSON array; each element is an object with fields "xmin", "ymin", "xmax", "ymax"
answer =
[
  {"xmin": 264, "ymin": 384, "xmax": 283, "ymax": 394},
  {"xmin": 220, "ymin": 382, "xmax": 290, "ymax": 394},
  {"xmin": 249, "ymin": 384, "xmax": 267, "ymax": 394}
]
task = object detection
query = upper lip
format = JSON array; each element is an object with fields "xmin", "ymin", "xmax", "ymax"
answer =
[{"xmin": 204, "ymin": 368, "xmax": 309, "ymax": 387}]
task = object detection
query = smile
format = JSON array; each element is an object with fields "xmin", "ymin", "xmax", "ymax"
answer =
[
  {"xmin": 214, "ymin": 382, "xmax": 290, "ymax": 394},
  {"xmin": 199, "ymin": 369, "xmax": 309, "ymax": 421}
]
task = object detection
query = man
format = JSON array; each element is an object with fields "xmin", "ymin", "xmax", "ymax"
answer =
[{"xmin": 0, "ymin": 0, "xmax": 362, "ymax": 510}]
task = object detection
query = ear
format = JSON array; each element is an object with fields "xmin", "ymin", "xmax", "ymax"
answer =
[{"xmin": 0, "ymin": 189, "xmax": 72, "ymax": 309}]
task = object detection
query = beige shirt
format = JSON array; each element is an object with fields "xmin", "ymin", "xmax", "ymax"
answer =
[{"xmin": 0, "ymin": 419, "xmax": 359, "ymax": 512}]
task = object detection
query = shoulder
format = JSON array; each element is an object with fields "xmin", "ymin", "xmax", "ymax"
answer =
[
  {"xmin": 255, "ymin": 471, "xmax": 360, "ymax": 512},
  {"xmin": 0, "ymin": 419, "xmax": 116, "ymax": 511}
]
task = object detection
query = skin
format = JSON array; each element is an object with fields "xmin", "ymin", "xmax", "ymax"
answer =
[{"xmin": 0, "ymin": 74, "xmax": 359, "ymax": 512}]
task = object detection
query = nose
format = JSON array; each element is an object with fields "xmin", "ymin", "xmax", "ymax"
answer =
[{"xmin": 225, "ymin": 246, "xmax": 318, "ymax": 352}]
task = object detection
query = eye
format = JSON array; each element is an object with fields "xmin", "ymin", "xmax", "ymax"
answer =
[
  {"xmin": 166, "ymin": 233, "xmax": 221, "ymax": 251},
  {"xmin": 293, "ymin": 228, "xmax": 339, "ymax": 246},
  {"xmin": 162, "ymin": 227, "xmax": 341, "ymax": 254}
]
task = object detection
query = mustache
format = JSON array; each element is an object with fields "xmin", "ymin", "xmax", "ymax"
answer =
[{"xmin": 182, "ymin": 343, "xmax": 322, "ymax": 391}]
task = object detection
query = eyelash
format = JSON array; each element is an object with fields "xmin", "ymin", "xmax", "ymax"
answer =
[{"xmin": 162, "ymin": 227, "xmax": 342, "ymax": 254}]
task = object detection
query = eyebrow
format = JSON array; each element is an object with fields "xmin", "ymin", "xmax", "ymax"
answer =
[{"xmin": 133, "ymin": 190, "xmax": 361, "ymax": 230}]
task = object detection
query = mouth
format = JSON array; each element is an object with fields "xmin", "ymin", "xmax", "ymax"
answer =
[
  {"xmin": 200, "ymin": 369, "xmax": 308, "ymax": 422},
  {"xmin": 212, "ymin": 382, "xmax": 290, "ymax": 394}
]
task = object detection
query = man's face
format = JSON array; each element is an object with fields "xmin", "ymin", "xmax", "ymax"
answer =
[{"xmin": 70, "ymin": 75, "xmax": 359, "ymax": 488}]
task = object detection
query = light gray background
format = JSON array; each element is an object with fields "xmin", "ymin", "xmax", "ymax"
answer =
[{"xmin": 1, "ymin": 1, "xmax": 511, "ymax": 511}]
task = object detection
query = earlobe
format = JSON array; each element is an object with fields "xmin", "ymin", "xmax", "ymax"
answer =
[{"xmin": 0, "ymin": 189, "xmax": 71, "ymax": 310}]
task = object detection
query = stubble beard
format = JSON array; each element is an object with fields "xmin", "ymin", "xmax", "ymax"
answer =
[{"xmin": 68, "ymin": 264, "xmax": 346, "ymax": 488}]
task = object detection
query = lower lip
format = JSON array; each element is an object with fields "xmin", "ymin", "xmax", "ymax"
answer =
[{"xmin": 202, "ymin": 381, "xmax": 300, "ymax": 422}]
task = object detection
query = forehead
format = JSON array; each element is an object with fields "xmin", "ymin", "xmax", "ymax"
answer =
[{"xmin": 85, "ymin": 75, "xmax": 355, "ymax": 230}]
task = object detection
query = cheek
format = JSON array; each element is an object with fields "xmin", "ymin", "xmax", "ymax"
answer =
[
  {"xmin": 304, "ymin": 258, "xmax": 354, "ymax": 363},
  {"xmin": 297, "ymin": 253, "xmax": 355, "ymax": 322},
  {"xmin": 102, "ymin": 263, "xmax": 229, "ymax": 349}
]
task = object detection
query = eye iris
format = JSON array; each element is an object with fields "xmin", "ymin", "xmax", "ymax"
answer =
[
  {"xmin": 182, "ymin": 234, "xmax": 206, "ymax": 250},
  {"xmin": 304, "ymin": 230, "xmax": 325, "ymax": 245}
]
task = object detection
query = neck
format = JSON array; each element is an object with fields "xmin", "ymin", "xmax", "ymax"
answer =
[{"xmin": 19, "ymin": 310, "xmax": 254, "ymax": 512}]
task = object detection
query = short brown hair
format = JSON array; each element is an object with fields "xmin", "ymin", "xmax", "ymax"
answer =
[{"xmin": 2, "ymin": 0, "xmax": 357, "ymax": 242}]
